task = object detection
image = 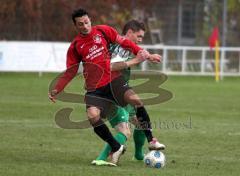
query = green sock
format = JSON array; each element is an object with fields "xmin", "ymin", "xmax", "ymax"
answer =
[
  {"xmin": 133, "ymin": 129, "xmax": 146, "ymax": 160},
  {"xmin": 96, "ymin": 132, "xmax": 127, "ymax": 161}
]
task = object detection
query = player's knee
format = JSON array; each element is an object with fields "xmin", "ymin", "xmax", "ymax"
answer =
[
  {"xmin": 87, "ymin": 107, "xmax": 101, "ymax": 124},
  {"xmin": 119, "ymin": 127, "xmax": 131, "ymax": 139},
  {"xmin": 124, "ymin": 90, "xmax": 143, "ymax": 106},
  {"xmin": 127, "ymin": 98, "xmax": 143, "ymax": 107},
  {"xmin": 132, "ymin": 99, "xmax": 143, "ymax": 107},
  {"xmin": 125, "ymin": 129, "xmax": 131, "ymax": 139},
  {"xmin": 129, "ymin": 98, "xmax": 143, "ymax": 107}
]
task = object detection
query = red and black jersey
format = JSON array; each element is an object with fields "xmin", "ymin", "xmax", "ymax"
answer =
[{"xmin": 55, "ymin": 25, "xmax": 142, "ymax": 92}]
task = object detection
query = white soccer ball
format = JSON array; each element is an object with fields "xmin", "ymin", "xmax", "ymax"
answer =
[{"xmin": 144, "ymin": 150, "xmax": 166, "ymax": 168}]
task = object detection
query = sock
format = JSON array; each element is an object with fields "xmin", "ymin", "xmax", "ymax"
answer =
[
  {"xmin": 136, "ymin": 106, "xmax": 154, "ymax": 142},
  {"xmin": 93, "ymin": 119, "xmax": 120, "ymax": 152},
  {"xmin": 133, "ymin": 129, "xmax": 146, "ymax": 160},
  {"xmin": 96, "ymin": 132, "xmax": 127, "ymax": 161}
]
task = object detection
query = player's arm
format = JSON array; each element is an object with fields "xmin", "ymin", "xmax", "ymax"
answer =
[
  {"xmin": 111, "ymin": 50, "xmax": 146, "ymax": 71},
  {"xmin": 100, "ymin": 25, "xmax": 161, "ymax": 62},
  {"xmin": 112, "ymin": 30, "xmax": 161, "ymax": 62},
  {"xmin": 114, "ymin": 33, "xmax": 161, "ymax": 62},
  {"xmin": 48, "ymin": 44, "xmax": 81, "ymax": 103},
  {"xmin": 111, "ymin": 59, "xmax": 139, "ymax": 71},
  {"xmin": 111, "ymin": 53, "xmax": 162, "ymax": 71},
  {"xmin": 99, "ymin": 25, "xmax": 148, "ymax": 57},
  {"xmin": 147, "ymin": 54, "xmax": 162, "ymax": 63}
]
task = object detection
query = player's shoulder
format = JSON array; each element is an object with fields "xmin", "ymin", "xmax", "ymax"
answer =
[
  {"xmin": 69, "ymin": 38, "xmax": 77, "ymax": 46},
  {"xmin": 95, "ymin": 25, "xmax": 116, "ymax": 32},
  {"xmin": 71, "ymin": 35, "xmax": 84, "ymax": 44},
  {"xmin": 95, "ymin": 24, "xmax": 111, "ymax": 29},
  {"xmin": 68, "ymin": 37, "xmax": 81, "ymax": 50}
]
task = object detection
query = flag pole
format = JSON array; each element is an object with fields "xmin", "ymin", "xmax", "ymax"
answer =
[{"xmin": 215, "ymin": 40, "xmax": 220, "ymax": 82}]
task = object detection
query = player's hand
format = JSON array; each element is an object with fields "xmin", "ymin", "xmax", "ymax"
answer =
[
  {"xmin": 137, "ymin": 49, "xmax": 150, "ymax": 60},
  {"xmin": 135, "ymin": 50, "xmax": 148, "ymax": 63},
  {"xmin": 147, "ymin": 54, "xmax": 162, "ymax": 63},
  {"xmin": 48, "ymin": 89, "xmax": 58, "ymax": 103}
]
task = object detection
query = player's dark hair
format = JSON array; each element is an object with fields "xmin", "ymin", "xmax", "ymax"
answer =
[
  {"xmin": 72, "ymin": 8, "xmax": 89, "ymax": 24},
  {"xmin": 122, "ymin": 20, "xmax": 145, "ymax": 35}
]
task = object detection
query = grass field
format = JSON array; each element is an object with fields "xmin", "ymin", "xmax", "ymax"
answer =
[{"xmin": 0, "ymin": 72, "xmax": 240, "ymax": 176}]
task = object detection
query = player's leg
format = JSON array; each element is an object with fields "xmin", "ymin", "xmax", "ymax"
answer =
[
  {"xmin": 127, "ymin": 104, "xmax": 146, "ymax": 160},
  {"xmin": 87, "ymin": 106, "xmax": 122, "ymax": 152},
  {"xmin": 92, "ymin": 127, "xmax": 128, "ymax": 166},
  {"xmin": 85, "ymin": 91, "xmax": 125, "ymax": 164},
  {"xmin": 114, "ymin": 121, "xmax": 131, "ymax": 139},
  {"xmin": 127, "ymin": 91, "xmax": 165, "ymax": 149},
  {"xmin": 123, "ymin": 90, "xmax": 165, "ymax": 150},
  {"xmin": 94, "ymin": 107, "xmax": 129, "ymax": 162},
  {"xmin": 133, "ymin": 127, "xmax": 146, "ymax": 160},
  {"xmin": 111, "ymin": 76, "xmax": 165, "ymax": 150},
  {"xmin": 95, "ymin": 130, "xmax": 128, "ymax": 160}
]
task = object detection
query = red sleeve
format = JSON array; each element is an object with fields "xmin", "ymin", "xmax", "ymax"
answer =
[
  {"xmin": 54, "ymin": 43, "xmax": 81, "ymax": 93},
  {"xmin": 97, "ymin": 25, "xmax": 142, "ymax": 55},
  {"xmin": 116, "ymin": 35, "xmax": 142, "ymax": 55},
  {"xmin": 97, "ymin": 25, "xmax": 118, "ymax": 43}
]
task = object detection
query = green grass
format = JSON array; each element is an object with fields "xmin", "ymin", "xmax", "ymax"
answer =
[{"xmin": 0, "ymin": 72, "xmax": 240, "ymax": 176}]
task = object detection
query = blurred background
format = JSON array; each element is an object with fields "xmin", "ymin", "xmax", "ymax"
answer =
[
  {"xmin": 0, "ymin": 0, "xmax": 240, "ymax": 75},
  {"xmin": 1, "ymin": 0, "xmax": 240, "ymax": 46}
]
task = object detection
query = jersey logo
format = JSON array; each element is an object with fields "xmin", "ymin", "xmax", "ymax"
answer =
[
  {"xmin": 93, "ymin": 34, "xmax": 102, "ymax": 44},
  {"xmin": 89, "ymin": 45, "xmax": 98, "ymax": 53},
  {"xmin": 80, "ymin": 43, "xmax": 85, "ymax": 49}
]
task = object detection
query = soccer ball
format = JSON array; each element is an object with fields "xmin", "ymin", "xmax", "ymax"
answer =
[{"xmin": 144, "ymin": 150, "xmax": 166, "ymax": 168}]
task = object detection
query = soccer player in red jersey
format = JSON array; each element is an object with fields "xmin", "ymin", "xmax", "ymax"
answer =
[{"xmin": 48, "ymin": 8, "xmax": 160, "ymax": 165}]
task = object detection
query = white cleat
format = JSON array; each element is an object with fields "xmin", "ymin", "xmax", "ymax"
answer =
[
  {"xmin": 148, "ymin": 138, "xmax": 165, "ymax": 150},
  {"xmin": 110, "ymin": 145, "xmax": 126, "ymax": 165}
]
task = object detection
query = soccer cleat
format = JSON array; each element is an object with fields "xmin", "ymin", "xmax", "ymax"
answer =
[
  {"xmin": 148, "ymin": 138, "xmax": 165, "ymax": 150},
  {"xmin": 110, "ymin": 145, "xmax": 126, "ymax": 165},
  {"xmin": 91, "ymin": 160, "xmax": 117, "ymax": 167}
]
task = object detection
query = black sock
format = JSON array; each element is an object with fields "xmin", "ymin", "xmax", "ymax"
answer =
[
  {"xmin": 93, "ymin": 119, "xmax": 121, "ymax": 152},
  {"xmin": 136, "ymin": 106, "xmax": 154, "ymax": 142}
]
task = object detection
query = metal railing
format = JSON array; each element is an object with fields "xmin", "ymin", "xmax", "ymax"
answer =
[{"xmin": 141, "ymin": 45, "xmax": 240, "ymax": 77}]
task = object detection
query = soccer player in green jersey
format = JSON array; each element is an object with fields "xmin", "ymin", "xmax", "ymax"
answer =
[{"xmin": 92, "ymin": 20, "xmax": 165, "ymax": 166}]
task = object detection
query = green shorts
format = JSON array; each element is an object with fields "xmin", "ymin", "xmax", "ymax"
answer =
[{"xmin": 108, "ymin": 104, "xmax": 136, "ymax": 128}]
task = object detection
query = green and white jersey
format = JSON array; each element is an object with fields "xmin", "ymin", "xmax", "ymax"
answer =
[{"xmin": 110, "ymin": 44, "xmax": 134, "ymax": 83}]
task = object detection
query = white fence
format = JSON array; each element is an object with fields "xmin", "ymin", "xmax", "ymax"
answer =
[
  {"xmin": 141, "ymin": 45, "xmax": 240, "ymax": 77},
  {"xmin": 0, "ymin": 41, "xmax": 240, "ymax": 77}
]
